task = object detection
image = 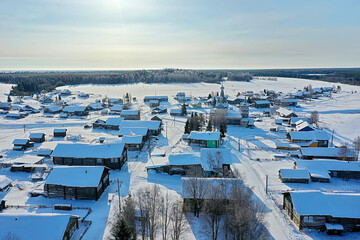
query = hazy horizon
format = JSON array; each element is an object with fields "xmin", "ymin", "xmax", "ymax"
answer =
[{"xmin": 1, "ymin": 0, "xmax": 360, "ymax": 70}]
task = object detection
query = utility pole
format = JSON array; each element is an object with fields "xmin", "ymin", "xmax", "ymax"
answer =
[
  {"xmin": 165, "ymin": 122, "xmax": 167, "ymax": 138},
  {"xmin": 238, "ymin": 139, "xmax": 241, "ymax": 151},
  {"xmin": 23, "ymin": 124, "xmax": 26, "ymax": 133},
  {"xmin": 117, "ymin": 179, "xmax": 122, "ymax": 215},
  {"xmin": 265, "ymin": 175, "xmax": 269, "ymax": 194}
]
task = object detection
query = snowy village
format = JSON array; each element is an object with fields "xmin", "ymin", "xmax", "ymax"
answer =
[{"xmin": 0, "ymin": 76, "xmax": 359, "ymax": 240}]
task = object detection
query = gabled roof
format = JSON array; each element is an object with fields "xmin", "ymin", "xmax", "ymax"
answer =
[
  {"xmin": 296, "ymin": 159, "xmax": 360, "ymax": 175},
  {"xmin": 46, "ymin": 166, "xmax": 105, "ymax": 187},
  {"xmin": 0, "ymin": 213, "xmax": 74, "ymax": 240},
  {"xmin": 279, "ymin": 169, "xmax": 310, "ymax": 179},
  {"xmin": 29, "ymin": 133, "xmax": 45, "ymax": 139},
  {"xmin": 118, "ymin": 127, "xmax": 148, "ymax": 136},
  {"xmin": 284, "ymin": 191, "xmax": 360, "ymax": 218},
  {"xmin": 189, "ymin": 131, "xmax": 220, "ymax": 141},
  {"xmin": 255, "ymin": 100, "xmax": 270, "ymax": 105},
  {"xmin": 289, "ymin": 130, "xmax": 331, "ymax": 141},
  {"xmin": 120, "ymin": 110, "xmax": 139, "ymax": 115},
  {"xmin": 110, "ymin": 104, "xmax": 124, "ymax": 111},
  {"xmin": 296, "ymin": 121, "xmax": 315, "ymax": 131},
  {"xmin": 300, "ymin": 147, "xmax": 356, "ymax": 158},
  {"xmin": 105, "ymin": 117, "xmax": 124, "ymax": 126},
  {"xmin": 0, "ymin": 175, "xmax": 12, "ymax": 189},
  {"xmin": 54, "ymin": 128, "xmax": 67, "ymax": 133},
  {"xmin": 123, "ymin": 135, "xmax": 143, "ymax": 144},
  {"xmin": 51, "ymin": 143, "xmax": 125, "ymax": 159},
  {"xmin": 12, "ymin": 139, "xmax": 29, "ymax": 145},
  {"xmin": 62, "ymin": 105, "xmax": 87, "ymax": 113},
  {"xmin": 120, "ymin": 121, "xmax": 160, "ymax": 131}
]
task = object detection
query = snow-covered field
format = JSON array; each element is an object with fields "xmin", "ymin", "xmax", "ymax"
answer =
[{"xmin": 1, "ymin": 77, "xmax": 360, "ymax": 240}]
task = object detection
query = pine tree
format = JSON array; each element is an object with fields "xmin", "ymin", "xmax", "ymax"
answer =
[
  {"xmin": 220, "ymin": 124, "xmax": 226, "ymax": 138},
  {"xmin": 184, "ymin": 119, "xmax": 190, "ymax": 134},
  {"xmin": 112, "ymin": 218, "xmax": 135, "ymax": 240},
  {"xmin": 7, "ymin": 95, "xmax": 11, "ymax": 103},
  {"xmin": 58, "ymin": 95, "xmax": 62, "ymax": 101},
  {"xmin": 206, "ymin": 120, "xmax": 212, "ymax": 131},
  {"xmin": 207, "ymin": 93, "xmax": 212, "ymax": 99},
  {"xmin": 181, "ymin": 103, "xmax": 187, "ymax": 116}
]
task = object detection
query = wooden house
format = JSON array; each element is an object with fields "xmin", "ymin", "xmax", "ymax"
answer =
[
  {"xmin": 120, "ymin": 110, "xmax": 140, "ymax": 120},
  {"xmin": 188, "ymin": 131, "xmax": 221, "ymax": 148},
  {"xmin": 300, "ymin": 147, "xmax": 356, "ymax": 161},
  {"xmin": 54, "ymin": 128, "xmax": 67, "ymax": 137},
  {"xmin": 45, "ymin": 166, "xmax": 109, "ymax": 200},
  {"xmin": 118, "ymin": 127, "xmax": 149, "ymax": 141},
  {"xmin": 120, "ymin": 121, "xmax": 161, "ymax": 136},
  {"xmin": 29, "ymin": 133, "xmax": 46, "ymax": 143},
  {"xmin": 296, "ymin": 121, "xmax": 315, "ymax": 132},
  {"xmin": 170, "ymin": 108, "xmax": 183, "ymax": 116},
  {"xmin": 295, "ymin": 160, "xmax": 360, "ymax": 182},
  {"xmin": 278, "ymin": 169, "xmax": 310, "ymax": 183},
  {"xmin": 12, "ymin": 139, "xmax": 33, "ymax": 151},
  {"xmin": 0, "ymin": 175, "xmax": 12, "ymax": 191},
  {"xmin": 254, "ymin": 100, "xmax": 271, "ymax": 108},
  {"xmin": 51, "ymin": 143, "xmax": 127, "ymax": 169},
  {"xmin": 122, "ymin": 135, "xmax": 144, "ymax": 151},
  {"xmin": 278, "ymin": 99, "xmax": 298, "ymax": 107},
  {"xmin": 283, "ymin": 191, "xmax": 360, "ymax": 232},
  {"xmin": 0, "ymin": 213, "xmax": 80, "ymax": 240},
  {"xmin": 144, "ymin": 96, "xmax": 168, "ymax": 102},
  {"xmin": 149, "ymin": 100, "xmax": 160, "ymax": 107},
  {"xmin": 287, "ymin": 130, "xmax": 330, "ymax": 148},
  {"xmin": 151, "ymin": 115, "xmax": 163, "ymax": 124},
  {"xmin": 44, "ymin": 106, "xmax": 63, "ymax": 114},
  {"xmin": 62, "ymin": 106, "xmax": 88, "ymax": 116},
  {"xmin": 103, "ymin": 117, "xmax": 124, "ymax": 130},
  {"xmin": 276, "ymin": 108, "xmax": 298, "ymax": 118},
  {"xmin": 151, "ymin": 106, "xmax": 167, "ymax": 115}
]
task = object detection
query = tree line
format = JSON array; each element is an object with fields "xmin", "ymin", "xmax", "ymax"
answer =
[{"xmin": 0, "ymin": 69, "xmax": 253, "ymax": 96}]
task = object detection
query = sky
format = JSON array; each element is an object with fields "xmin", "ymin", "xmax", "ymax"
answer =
[{"xmin": 0, "ymin": 0, "xmax": 359, "ymax": 70}]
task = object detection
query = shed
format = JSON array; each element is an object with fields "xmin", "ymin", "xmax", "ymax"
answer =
[
  {"xmin": 29, "ymin": 133, "xmax": 46, "ymax": 143},
  {"xmin": 54, "ymin": 128, "xmax": 67, "ymax": 138},
  {"xmin": 123, "ymin": 135, "xmax": 144, "ymax": 151},
  {"xmin": 278, "ymin": 169, "xmax": 310, "ymax": 183},
  {"xmin": 12, "ymin": 139, "xmax": 33, "ymax": 151},
  {"xmin": 120, "ymin": 110, "xmax": 140, "ymax": 120}
]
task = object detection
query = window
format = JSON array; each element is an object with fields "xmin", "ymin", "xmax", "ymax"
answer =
[
  {"xmin": 97, "ymin": 159, "xmax": 103, "ymax": 164},
  {"xmin": 111, "ymin": 158, "xmax": 118, "ymax": 163},
  {"xmin": 303, "ymin": 216, "xmax": 313, "ymax": 223}
]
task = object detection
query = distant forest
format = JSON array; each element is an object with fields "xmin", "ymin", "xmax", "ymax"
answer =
[
  {"xmin": 0, "ymin": 68, "xmax": 359, "ymax": 96},
  {"xmin": 0, "ymin": 69, "xmax": 252, "ymax": 96}
]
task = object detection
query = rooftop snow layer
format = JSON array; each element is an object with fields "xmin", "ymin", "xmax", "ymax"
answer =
[
  {"xmin": 51, "ymin": 143, "xmax": 125, "ymax": 158},
  {"xmin": 189, "ymin": 131, "xmax": 220, "ymax": 141},
  {"xmin": 0, "ymin": 213, "xmax": 74, "ymax": 240},
  {"xmin": 279, "ymin": 169, "xmax": 310, "ymax": 179},
  {"xmin": 46, "ymin": 166, "xmax": 105, "ymax": 187},
  {"xmin": 286, "ymin": 190, "xmax": 360, "ymax": 218},
  {"xmin": 118, "ymin": 127, "xmax": 148, "ymax": 136}
]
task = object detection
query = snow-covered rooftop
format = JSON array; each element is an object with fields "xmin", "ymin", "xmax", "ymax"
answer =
[
  {"xmin": 285, "ymin": 190, "xmax": 360, "ymax": 218},
  {"xmin": 279, "ymin": 169, "xmax": 310, "ymax": 180},
  {"xmin": 12, "ymin": 139, "xmax": 29, "ymax": 145},
  {"xmin": 51, "ymin": 143, "xmax": 125, "ymax": 159},
  {"xmin": 29, "ymin": 133, "xmax": 44, "ymax": 139},
  {"xmin": 46, "ymin": 166, "xmax": 105, "ymax": 187},
  {"xmin": 120, "ymin": 121, "xmax": 160, "ymax": 131},
  {"xmin": 0, "ymin": 175, "xmax": 12, "ymax": 189},
  {"xmin": 300, "ymin": 147, "xmax": 356, "ymax": 158},
  {"xmin": 122, "ymin": 135, "xmax": 143, "ymax": 144},
  {"xmin": 0, "ymin": 213, "xmax": 74, "ymax": 240},
  {"xmin": 189, "ymin": 131, "xmax": 220, "ymax": 141},
  {"xmin": 118, "ymin": 127, "xmax": 148, "ymax": 136}
]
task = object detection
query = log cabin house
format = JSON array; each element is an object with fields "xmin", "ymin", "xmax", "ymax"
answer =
[
  {"xmin": 51, "ymin": 143, "xmax": 127, "ymax": 169},
  {"xmin": 45, "ymin": 166, "xmax": 109, "ymax": 200}
]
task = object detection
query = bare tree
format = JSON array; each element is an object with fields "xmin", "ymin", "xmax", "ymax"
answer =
[
  {"xmin": 339, "ymin": 142, "xmax": 350, "ymax": 161},
  {"xmin": 353, "ymin": 136, "xmax": 360, "ymax": 161},
  {"xmin": 161, "ymin": 191, "xmax": 171, "ymax": 240},
  {"xmin": 170, "ymin": 200, "xmax": 187, "ymax": 240},
  {"xmin": 206, "ymin": 151, "xmax": 223, "ymax": 176},
  {"xmin": 183, "ymin": 178, "xmax": 209, "ymax": 217},
  {"xmin": 203, "ymin": 182, "xmax": 227, "ymax": 240},
  {"xmin": 137, "ymin": 190, "xmax": 150, "ymax": 240},
  {"xmin": 310, "ymin": 111, "xmax": 319, "ymax": 126},
  {"xmin": 224, "ymin": 181, "xmax": 268, "ymax": 240},
  {"xmin": 2, "ymin": 233, "xmax": 20, "ymax": 240}
]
